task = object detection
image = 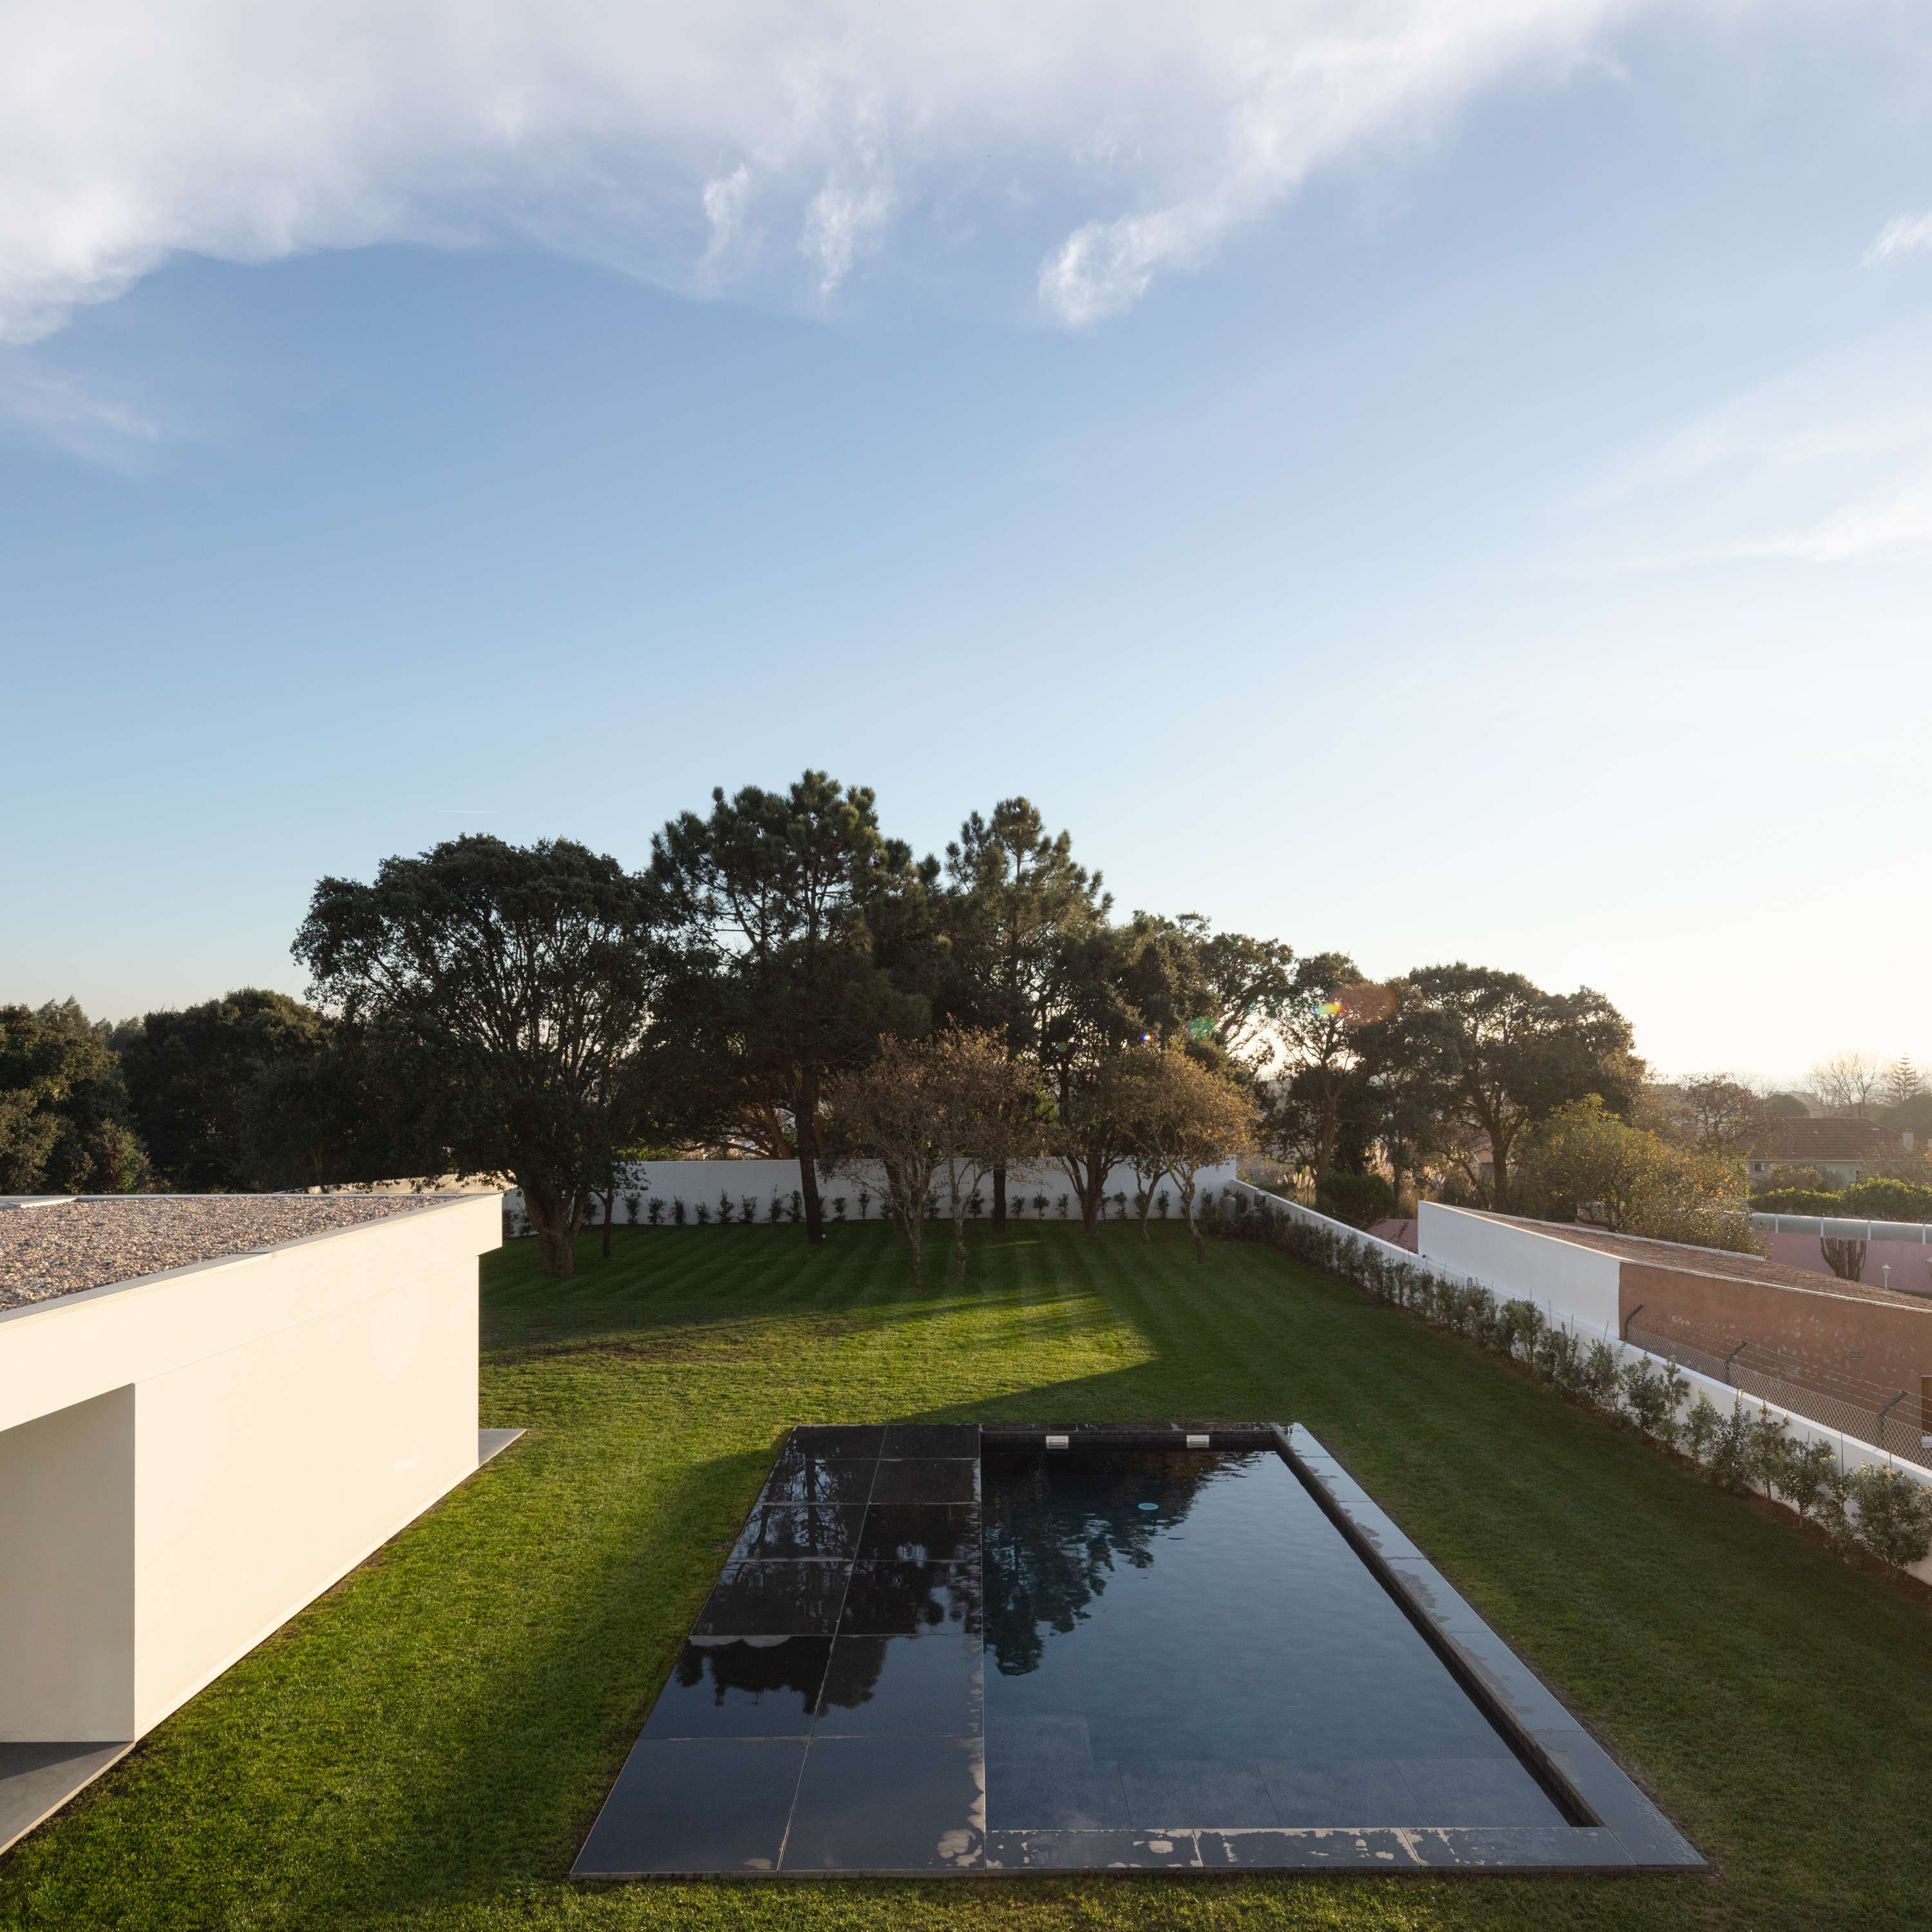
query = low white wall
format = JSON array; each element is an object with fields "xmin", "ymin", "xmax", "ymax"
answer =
[
  {"xmin": 0, "ymin": 1195, "xmax": 499, "ymax": 1742},
  {"xmin": 507, "ymin": 1158, "xmax": 1237, "ymax": 1227},
  {"xmin": 1417, "ymin": 1202, "xmax": 1623, "ymax": 1334}
]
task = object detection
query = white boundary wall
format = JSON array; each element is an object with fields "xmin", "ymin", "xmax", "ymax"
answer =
[
  {"xmin": 0, "ymin": 1195, "xmax": 500, "ymax": 1742},
  {"xmin": 1417, "ymin": 1202, "xmax": 1622, "ymax": 1333},
  {"xmin": 1229, "ymin": 1181, "xmax": 1932, "ymax": 1585},
  {"xmin": 506, "ymin": 1158, "xmax": 1237, "ymax": 1226}
]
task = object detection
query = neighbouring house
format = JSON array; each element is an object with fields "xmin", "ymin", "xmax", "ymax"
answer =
[
  {"xmin": 1747, "ymin": 1117, "xmax": 1909, "ymax": 1189},
  {"xmin": 1419, "ymin": 1204, "xmax": 1932, "ymax": 1462},
  {"xmin": 0, "ymin": 1192, "xmax": 507, "ymax": 1856}
]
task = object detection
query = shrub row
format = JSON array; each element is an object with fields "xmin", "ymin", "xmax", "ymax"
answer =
[
  {"xmin": 1211, "ymin": 1187, "xmax": 1932, "ymax": 1574},
  {"xmin": 505, "ymin": 1182, "xmax": 1215, "ymax": 1238}
]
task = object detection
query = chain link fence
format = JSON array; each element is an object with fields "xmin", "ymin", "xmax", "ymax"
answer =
[{"xmin": 1625, "ymin": 1323, "xmax": 1928, "ymax": 1459}]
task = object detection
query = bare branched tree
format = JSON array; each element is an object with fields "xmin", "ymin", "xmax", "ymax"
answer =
[{"xmin": 1808, "ymin": 1052, "xmax": 1882, "ymax": 1119}]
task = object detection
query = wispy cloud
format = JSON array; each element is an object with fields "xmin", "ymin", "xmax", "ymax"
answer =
[
  {"xmin": 0, "ymin": 0, "xmax": 1670, "ymax": 344},
  {"xmin": 1584, "ymin": 329, "xmax": 1932, "ymax": 568},
  {"xmin": 1865, "ymin": 210, "xmax": 1932, "ymax": 264},
  {"xmin": 0, "ymin": 364, "xmax": 164, "ymax": 468}
]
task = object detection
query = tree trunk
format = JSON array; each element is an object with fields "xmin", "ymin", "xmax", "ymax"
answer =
[
  {"xmin": 600, "ymin": 1187, "xmax": 614, "ymax": 1262},
  {"xmin": 902, "ymin": 1212, "xmax": 923, "ymax": 1288},
  {"xmin": 1486, "ymin": 1118, "xmax": 1512, "ymax": 1210},
  {"xmin": 524, "ymin": 1180, "xmax": 578, "ymax": 1278},
  {"xmin": 991, "ymin": 1165, "xmax": 1007, "ymax": 1236},
  {"xmin": 795, "ymin": 1072, "xmax": 827, "ymax": 1244},
  {"xmin": 1181, "ymin": 1179, "xmax": 1204, "ymax": 1262}
]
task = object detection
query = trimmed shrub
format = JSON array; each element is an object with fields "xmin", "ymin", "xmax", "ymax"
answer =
[
  {"xmin": 717, "ymin": 1191, "xmax": 735, "ymax": 1225},
  {"xmin": 1839, "ymin": 1177, "xmax": 1932, "ymax": 1221},
  {"xmin": 1845, "ymin": 1466, "xmax": 1932, "ymax": 1570},
  {"xmin": 1750, "ymin": 1187, "xmax": 1842, "ymax": 1216},
  {"xmin": 672, "ymin": 1198, "xmax": 687, "ymax": 1226},
  {"xmin": 1317, "ymin": 1169, "xmax": 1397, "ymax": 1230},
  {"xmin": 832, "ymin": 1196, "xmax": 847, "ymax": 1220},
  {"xmin": 647, "ymin": 1198, "xmax": 665, "ymax": 1226}
]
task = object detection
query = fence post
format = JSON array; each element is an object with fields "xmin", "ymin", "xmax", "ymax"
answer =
[{"xmin": 1879, "ymin": 1391, "xmax": 1906, "ymax": 1468}]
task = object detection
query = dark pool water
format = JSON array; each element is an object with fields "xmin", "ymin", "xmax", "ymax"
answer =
[{"xmin": 980, "ymin": 1447, "xmax": 1564, "ymax": 1831}]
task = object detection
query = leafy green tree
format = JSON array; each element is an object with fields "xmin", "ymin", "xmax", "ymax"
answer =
[
  {"xmin": 0, "ymin": 999, "xmax": 149, "ymax": 1194},
  {"xmin": 1112, "ymin": 1044, "xmax": 1258, "ymax": 1258},
  {"xmin": 1262, "ymin": 953, "xmax": 1376, "ymax": 1186},
  {"xmin": 231, "ymin": 1021, "xmax": 442, "ymax": 1191},
  {"xmin": 117, "ymin": 988, "xmax": 331, "ymax": 1190},
  {"xmin": 942, "ymin": 799, "xmax": 1109, "ymax": 1229},
  {"xmin": 1175, "ymin": 918, "xmax": 1297, "ymax": 1075},
  {"xmin": 294, "ymin": 835, "xmax": 666, "ymax": 1278},
  {"xmin": 651, "ymin": 772, "xmax": 929, "ymax": 1245},
  {"xmin": 1515, "ymin": 1095, "xmax": 1756, "ymax": 1253},
  {"xmin": 1373, "ymin": 963, "xmax": 1641, "ymax": 1209}
]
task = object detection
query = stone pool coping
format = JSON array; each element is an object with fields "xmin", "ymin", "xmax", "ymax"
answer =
[{"xmin": 573, "ymin": 1423, "xmax": 1704, "ymax": 1879}]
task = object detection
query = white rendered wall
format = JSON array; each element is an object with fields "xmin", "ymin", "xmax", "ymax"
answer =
[
  {"xmin": 1418, "ymin": 1202, "xmax": 1623, "ymax": 1334},
  {"xmin": 511, "ymin": 1158, "xmax": 1238, "ymax": 1225},
  {"xmin": 0, "ymin": 1194, "xmax": 497, "ymax": 1743}
]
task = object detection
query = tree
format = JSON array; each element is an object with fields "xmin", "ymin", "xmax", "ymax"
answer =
[
  {"xmin": 1175, "ymin": 919, "xmax": 1297, "ymax": 1075},
  {"xmin": 1808, "ymin": 1052, "xmax": 1882, "ymax": 1119},
  {"xmin": 1516, "ymin": 1097, "xmax": 1758, "ymax": 1253},
  {"xmin": 1377, "ymin": 964, "xmax": 1641, "ymax": 1209},
  {"xmin": 826, "ymin": 1037, "xmax": 945, "ymax": 1287},
  {"xmin": 1264, "ymin": 954, "xmax": 1380, "ymax": 1187},
  {"xmin": 942, "ymin": 799, "xmax": 1109, "ymax": 1231},
  {"xmin": 231, "ymin": 1020, "xmax": 442, "ymax": 1191},
  {"xmin": 1883, "ymin": 1057, "xmax": 1926, "ymax": 1110},
  {"xmin": 117, "ymin": 988, "xmax": 333, "ymax": 1191},
  {"xmin": 0, "ymin": 999, "xmax": 149, "ymax": 1195},
  {"xmin": 928, "ymin": 1030, "xmax": 1050, "ymax": 1280},
  {"xmin": 294, "ymin": 835, "xmax": 666, "ymax": 1278},
  {"xmin": 1658, "ymin": 1074, "xmax": 1774, "ymax": 1157},
  {"xmin": 1115, "ymin": 1045, "xmax": 1258, "ymax": 1258},
  {"xmin": 651, "ymin": 772, "xmax": 930, "ymax": 1245}
]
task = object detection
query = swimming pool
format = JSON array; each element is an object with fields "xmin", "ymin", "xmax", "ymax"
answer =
[{"xmin": 573, "ymin": 1424, "xmax": 1702, "ymax": 1877}]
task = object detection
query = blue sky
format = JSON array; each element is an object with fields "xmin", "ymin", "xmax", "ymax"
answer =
[{"xmin": 3, "ymin": 1, "xmax": 1927, "ymax": 1085}]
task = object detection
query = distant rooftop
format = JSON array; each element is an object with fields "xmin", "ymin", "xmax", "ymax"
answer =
[
  {"xmin": 0, "ymin": 1195, "xmax": 444, "ymax": 1312},
  {"xmin": 1465, "ymin": 1210, "xmax": 1932, "ymax": 1312},
  {"xmin": 1750, "ymin": 1117, "xmax": 1900, "ymax": 1161}
]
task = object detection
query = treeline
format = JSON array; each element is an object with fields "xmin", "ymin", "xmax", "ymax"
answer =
[{"xmin": 5, "ymin": 774, "xmax": 1653, "ymax": 1276}]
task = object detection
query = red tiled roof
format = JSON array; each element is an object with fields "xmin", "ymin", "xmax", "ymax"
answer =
[{"xmin": 1751, "ymin": 1118, "xmax": 1900, "ymax": 1160}]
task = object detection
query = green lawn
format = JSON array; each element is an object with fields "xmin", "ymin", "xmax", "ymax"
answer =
[{"xmin": 5, "ymin": 1220, "xmax": 1930, "ymax": 1931}]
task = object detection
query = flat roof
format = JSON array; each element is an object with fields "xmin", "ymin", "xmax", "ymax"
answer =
[
  {"xmin": 0, "ymin": 1195, "xmax": 448, "ymax": 1311},
  {"xmin": 1464, "ymin": 1211, "xmax": 1932, "ymax": 1312}
]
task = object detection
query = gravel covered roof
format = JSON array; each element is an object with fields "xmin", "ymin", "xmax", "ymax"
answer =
[{"xmin": 0, "ymin": 1195, "xmax": 449, "ymax": 1311}]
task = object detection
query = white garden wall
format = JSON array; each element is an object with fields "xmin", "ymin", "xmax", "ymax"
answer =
[
  {"xmin": 1417, "ymin": 1202, "xmax": 1623, "ymax": 1333},
  {"xmin": 506, "ymin": 1157, "xmax": 1237, "ymax": 1227},
  {"xmin": 0, "ymin": 1195, "xmax": 500, "ymax": 1743}
]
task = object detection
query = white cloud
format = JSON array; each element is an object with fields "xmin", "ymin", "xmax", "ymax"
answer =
[
  {"xmin": 0, "ymin": 0, "xmax": 1661, "ymax": 343},
  {"xmin": 1581, "ymin": 343, "xmax": 1932, "ymax": 569},
  {"xmin": 1865, "ymin": 210, "xmax": 1932, "ymax": 264}
]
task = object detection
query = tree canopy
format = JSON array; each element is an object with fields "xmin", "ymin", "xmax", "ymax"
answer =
[
  {"xmin": 0, "ymin": 999, "xmax": 148, "ymax": 1195},
  {"xmin": 650, "ymin": 771, "xmax": 931, "ymax": 1244},
  {"xmin": 294, "ymin": 834, "xmax": 666, "ymax": 1277}
]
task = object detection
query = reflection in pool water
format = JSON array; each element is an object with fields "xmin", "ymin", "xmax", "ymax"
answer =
[{"xmin": 980, "ymin": 1447, "xmax": 1564, "ymax": 1830}]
